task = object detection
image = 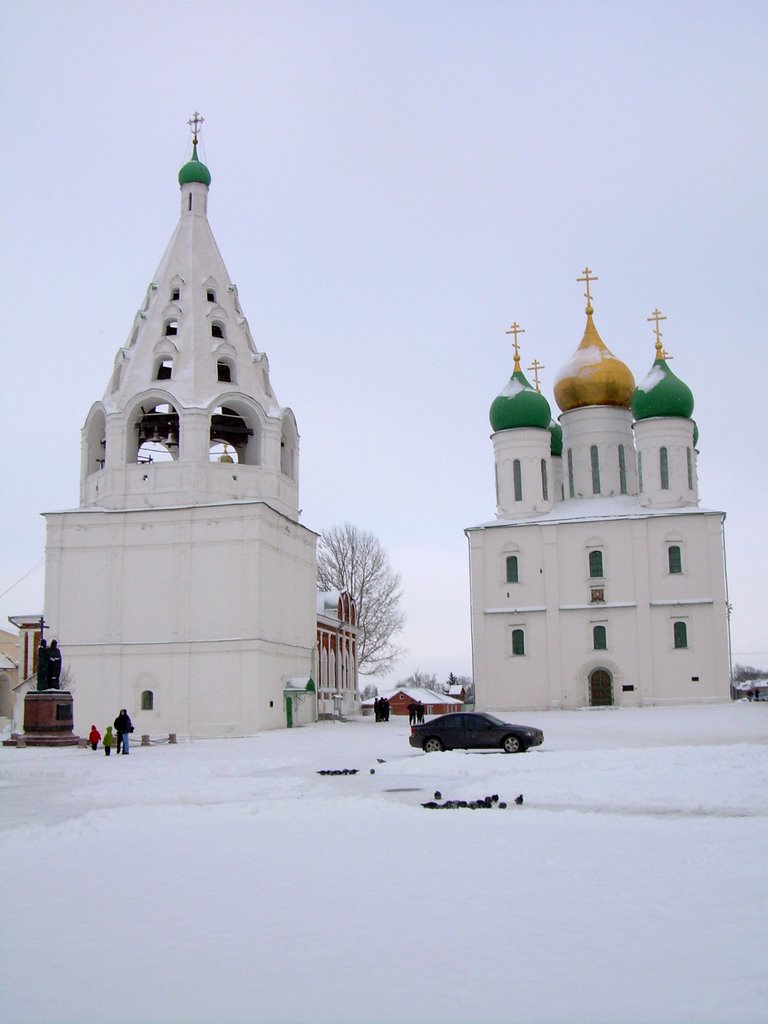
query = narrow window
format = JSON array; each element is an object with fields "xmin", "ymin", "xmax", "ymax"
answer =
[
  {"xmin": 211, "ymin": 323, "xmax": 224, "ymax": 339},
  {"xmin": 593, "ymin": 625, "xmax": 607, "ymax": 650},
  {"xmin": 155, "ymin": 359, "xmax": 173, "ymax": 381},
  {"xmin": 567, "ymin": 449, "xmax": 574, "ymax": 497},
  {"xmin": 589, "ymin": 550, "xmax": 604, "ymax": 578},
  {"xmin": 513, "ymin": 459, "xmax": 522, "ymax": 502},
  {"xmin": 590, "ymin": 445, "xmax": 601, "ymax": 494},
  {"xmin": 217, "ymin": 361, "xmax": 232, "ymax": 383},
  {"xmin": 686, "ymin": 448, "xmax": 693, "ymax": 490},
  {"xmin": 638, "ymin": 451, "xmax": 643, "ymax": 492},
  {"xmin": 141, "ymin": 690, "xmax": 154, "ymax": 711},
  {"xmin": 618, "ymin": 445, "xmax": 627, "ymax": 494},
  {"xmin": 512, "ymin": 628, "xmax": 525, "ymax": 656},
  {"xmin": 164, "ymin": 320, "xmax": 178, "ymax": 336},
  {"xmin": 668, "ymin": 545, "xmax": 682, "ymax": 574},
  {"xmin": 207, "ymin": 289, "xmax": 216, "ymax": 303},
  {"xmin": 188, "ymin": 194, "xmax": 192, "ymax": 211},
  {"xmin": 660, "ymin": 447, "xmax": 669, "ymax": 490},
  {"xmin": 541, "ymin": 459, "xmax": 548, "ymax": 501},
  {"xmin": 673, "ymin": 621, "xmax": 688, "ymax": 649},
  {"xmin": 171, "ymin": 287, "xmax": 180, "ymax": 301},
  {"xmin": 505, "ymin": 555, "xmax": 519, "ymax": 584}
]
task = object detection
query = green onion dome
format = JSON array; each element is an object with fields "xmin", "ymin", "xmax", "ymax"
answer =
[
  {"xmin": 490, "ymin": 361, "xmax": 552, "ymax": 432},
  {"xmin": 631, "ymin": 344, "xmax": 694, "ymax": 421},
  {"xmin": 548, "ymin": 418, "xmax": 563, "ymax": 456},
  {"xmin": 178, "ymin": 143, "xmax": 211, "ymax": 187}
]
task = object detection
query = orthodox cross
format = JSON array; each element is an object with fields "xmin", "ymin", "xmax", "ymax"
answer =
[
  {"xmin": 527, "ymin": 358, "xmax": 545, "ymax": 392},
  {"xmin": 577, "ymin": 267, "xmax": 598, "ymax": 312},
  {"xmin": 647, "ymin": 307, "xmax": 670, "ymax": 359},
  {"xmin": 506, "ymin": 321, "xmax": 525, "ymax": 370},
  {"xmin": 188, "ymin": 111, "xmax": 205, "ymax": 145}
]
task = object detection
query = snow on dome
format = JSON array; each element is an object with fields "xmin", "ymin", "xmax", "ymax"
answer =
[{"xmin": 554, "ymin": 313, "xmax": 635, "ymax": 413}]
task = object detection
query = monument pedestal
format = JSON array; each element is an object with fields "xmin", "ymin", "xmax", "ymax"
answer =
[{"xmin": 9, "ymin": 691, "xmax": 80, "ymax": 746}]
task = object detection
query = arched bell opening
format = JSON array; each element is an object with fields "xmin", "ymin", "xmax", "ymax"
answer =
[
  {"xmin": 589, "ymin": 668, "xmax": 614, "ymax": 707},
  {"xmin": 83, "ymin": 405, "xmax": 107, "ymax": 476},
  {"xmin": 209, "ymin": 402, "xmax": 261, "ymax": 465},
  {"xmin": 132, "ymin": 401, "xmax": 180, "ymax": 464},
  {"xmin": 280, "ymin": 412, "xmax": 298, "ymax": 479}
]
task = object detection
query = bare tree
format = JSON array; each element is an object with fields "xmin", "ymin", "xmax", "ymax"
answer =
[
  {"xmin": 400, "ymin": 669, "xmax": 438, "ymax": 692},
  {"xmin": 317, "ymin": 523, "xmax": 406, "ymax": 676}
]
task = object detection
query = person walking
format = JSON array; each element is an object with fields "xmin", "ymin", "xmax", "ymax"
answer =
[
  {"xmin": 114, "ymin": 708, "xmax": 134, "ymax": 755},
  {"xmin": 103, "ymin": 726, "xmax": 115, "ymax": 756},
  {"xmin": 88, "ymin": 725, "xmax": 101, "ymax": 751},
  {"xmin": 417, "ymin": 701, "xmax": 424, "ymax": 724},
  {"xmin": 407, "ymin": 702, "xmax": 417, "ymax": 726}
]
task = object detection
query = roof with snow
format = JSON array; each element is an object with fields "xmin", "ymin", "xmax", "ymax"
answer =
[{"xmin": 361, "ymin": 687, "xmax": 463, "ymax": 707}]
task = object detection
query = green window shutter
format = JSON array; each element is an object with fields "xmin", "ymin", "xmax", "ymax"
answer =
[
  {"xmin": 506, "ymin": 555, "xmax": 519, "ymax": 584},
  {"xmin": 660, "ymin": 447, "xmax": 669, "ymax": 490},
  {"xmin": 673, "ymin": 621, "xmax": 688, "ymax": 648},
  {"xmin": 668, "ymin": 545, "xmax": 682, "ymax": 574},
  {"xmin": 593, "ymin": 625, "xmax": 607, "ymax": 650},
  {"xmin": 589, "ymin": 550, "xmax": 604, "ymax": 578},
  {"xmin": 512, "ymin": 629, "xmax": 525, "ymax": 656}
]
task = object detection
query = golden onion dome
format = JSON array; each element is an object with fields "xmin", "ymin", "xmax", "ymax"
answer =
[{"xmin": 553, "ymin": 310, "xmax": 635, "ymax": 412}]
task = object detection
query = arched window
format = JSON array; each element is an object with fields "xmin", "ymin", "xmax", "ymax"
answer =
[
  {"xmin": 217, "ymin": 360, "xmax": 233, "ymax": 383},
  {"xmin": 164, "ymin": 319, "xmax": 178, "ymax": 336},
  {"xmin": 593, "ymin": 625, "xmax": 607, "ymax": 650},
  {"xmin": 590, "ymin": 445, "xmax": 601, "ymax": 494},
  {"xmin": 206, "ymin": 288, "xmax": 216, "ymax": 303},
  {"xmin": 673, "ymin": 621, "xmax": 688, "ymax": 649},
  {"xmin": 589, "ymin": 550, "xmax": 604, "ymax": 578},
  {"xmin": 618, "ymin": 445, "xmax": 627, "ymax": 494},
  {"xmin": 660, "ymin": 447, "xmax": 669, "ymax": 490},
  {"xmin": 511, "ymin": 628, "xmax": 525, "ymax": 656},
  {"xmin": 505, "ymin": 555, "xmax": 519, "ymax": 584},
  {"xmin": 567, "ymin": 449, "xmax": 574, "ymax": 497},
  {"xmin": 513, "ymin": 459, "xmax": 522, "ymax": 502},
  {"xmin": 541, "ymin": 459, "xmax": 548, "ymax": 501},
  {"xmin": 686, "ymin": 448, "xmax": 694, "ymax": 490},
  {"xmin": 154, "ymin": 358, "xmax": 173, "ymax": 381},
  {"xmin": 211, "ymin": 322, "xmax": 225, "ymax": 340},
  {"xmin": 141, "ymin": 690, "xmax": 154, "ymax": 711},
  {"xmin": 668, "ymin": 545, "xmax": 682, "ymax": 574}
]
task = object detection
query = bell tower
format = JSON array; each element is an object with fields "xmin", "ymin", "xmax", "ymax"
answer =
[{"xmin": 43, "ymin": 117, "xmax": 317, "ymax": 738}]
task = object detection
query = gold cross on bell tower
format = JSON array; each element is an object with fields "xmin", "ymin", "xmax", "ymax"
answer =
[
  {"xmin": 505, "ymin": 322, "xmax": 525, "ymax": 370},
  {"xmin": 527, "ymin": 358, "xmax": 545, "ymax": 393},
  {"xmin": 188, "ymin": 111, "xmax": 205, "ymax": 145},
  {"xmin": 577, "ymin": 267, "xmax": 598, "ymax": 314},
  {"xmin": 647, "ymin": 307, "xmax": 670, "ymax": 359}
]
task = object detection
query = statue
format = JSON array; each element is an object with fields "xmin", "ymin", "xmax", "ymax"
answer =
[
  {"xmin": 47, "ymin": 639, "xmax": 62, "ymax": 689},
  {"xmin": 36, "ymin": 638, "xmax": 50, "ymax": 691}
]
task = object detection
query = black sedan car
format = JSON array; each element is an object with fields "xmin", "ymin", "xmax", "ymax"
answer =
[{"xmin": 409, "ymin": 712, "xmax": 543, "ymax": 754}]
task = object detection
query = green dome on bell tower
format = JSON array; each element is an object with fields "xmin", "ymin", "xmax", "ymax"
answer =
[{"xmin": 178, "ymin": 112, "xmax": 211, "ymax": 187}]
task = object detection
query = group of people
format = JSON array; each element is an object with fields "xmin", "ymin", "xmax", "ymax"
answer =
[
  {"xmin": 87, "ymin": 709, "xmax": 134, "ymax": 755},
  {"xmin": 407, "ymin": 701, "xmax": 425, "ymax": 725},
  {"xmin": 373, "ymin": 697, "xmax": 390, "ymax": 722}
]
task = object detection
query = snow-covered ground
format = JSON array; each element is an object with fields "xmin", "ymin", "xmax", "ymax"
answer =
[{"xmin": 1, "ymin": 703, "xmax": 766, "ymax": 1024}]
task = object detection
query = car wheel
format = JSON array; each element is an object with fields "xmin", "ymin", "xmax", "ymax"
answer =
[
  {"xmin": 502, "ymin": 735, "xmax": 524, "ymax": 753},
  {"xmin": 423, "ymin": 737, "xmax": 444, "ymax": 753}
]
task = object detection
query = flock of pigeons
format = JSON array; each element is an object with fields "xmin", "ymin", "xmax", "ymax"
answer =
[{"xmin": 316, "ymin": 764, "xmax": 524, "ymax": 809}]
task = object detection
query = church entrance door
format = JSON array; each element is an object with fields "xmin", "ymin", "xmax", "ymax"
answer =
[{"xmin": 589, "ymin": 669, "xmax": 613, "ymax": 707}]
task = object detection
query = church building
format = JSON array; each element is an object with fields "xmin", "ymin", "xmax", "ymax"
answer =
[
  {"xmin": 466, "ymin": 271, "xmax": 731, "ymax": 710},
  {"xmin": 42, "ymin": 118, "xmax": 318, "ymax": 737}
]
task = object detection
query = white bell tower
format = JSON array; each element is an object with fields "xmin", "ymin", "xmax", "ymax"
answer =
[{"xmin": 43, "ymin": 116, "xmax": 318, "ymax": 737}]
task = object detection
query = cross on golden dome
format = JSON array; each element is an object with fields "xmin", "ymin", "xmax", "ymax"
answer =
[
  {"xmin": 505, "ymin": 322, "xmax": 525, "ymax": 371},
  {"xmin": 527, "ymin": 358, "xmax": 545, "ymax": 392},
  {"xmin": 188, "ymin": 111, "xmax": 205, "ymax": 145},
  {"xmin": 577, "ymin": 267, "xmax": 598, "ymax": 314},
  {"xmin": 647, "ymin": 307, "xmax": 670, "ymax": 359}
]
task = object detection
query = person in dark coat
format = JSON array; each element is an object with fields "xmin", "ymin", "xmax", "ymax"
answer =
[
  {"xmin": 114, "ymin": 709, "xmax": 133, "ymax": 755},
  {"xmin": 416, "ymin": 701, "xmax": 424, "ymax": 724},
  {"xmin": 381, "ymin": 697, "xmax": 390, "ymax": 722},
  {"xmin": 407, "ymin": 702, "xmax": 418, "ymax": 726}
]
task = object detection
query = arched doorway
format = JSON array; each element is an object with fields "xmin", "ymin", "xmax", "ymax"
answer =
[{"xmin": 589, "ymin": 668, "xmax": 613, "ymax": 707}]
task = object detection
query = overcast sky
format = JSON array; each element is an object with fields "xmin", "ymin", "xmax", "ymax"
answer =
[{"xmin": 1, "ymin": 1, "xmax": 766, "ymax": 683}]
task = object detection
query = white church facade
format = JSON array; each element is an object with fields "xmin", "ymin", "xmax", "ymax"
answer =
[
  {"xmin": 43, "ymin": 120, "xmax": 319, "ymax": 737},
  {"xmin": 466, "ymin": 275, "xmax": 731, "ymax": 710}
]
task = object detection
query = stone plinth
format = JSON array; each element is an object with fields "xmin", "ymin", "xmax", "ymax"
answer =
[{"xmin": 17, "ymin": 691, "xmax": 80, "ymax": 746}]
